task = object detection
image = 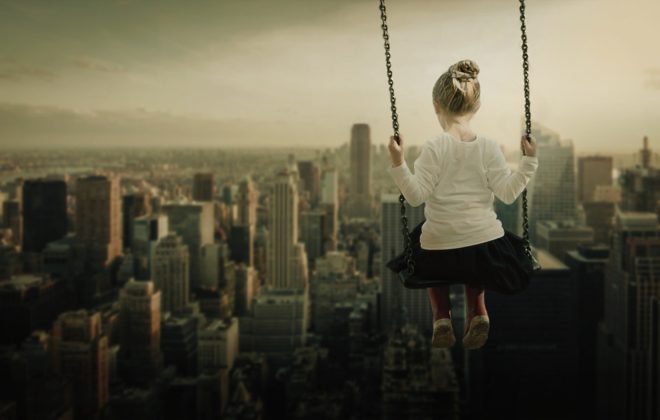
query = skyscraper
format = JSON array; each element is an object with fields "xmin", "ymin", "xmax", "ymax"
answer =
[
  {"xmin": 296, "ymin": 161, "xmax": 321, "ymax": 206},
  {"xmin": 267, "ymin": 169, "xmax": 308, "ymax": 289},
  {"xmin": 76, "ymin": 175, "xmax": 122, "ymax": 267},
  {"xmin": 131, "ymin": 213, "xmax": 169, "ymax": 280},
  {"xmin": 162, "ymin": 202, "xmax": 214, "ymax": 291},
  {"xmin": 122, "ymin": 191, "xmax": 151, "ymax": 250},
  {"xmin": 320, "ymin": 167, "xmax": 339, "ymax": 251},
  {"xmin": 235, "ymin": 176, "xmax": 257, "ymax": 267},
  {"xmin": 347, "ymin": 123, "xmax": 372, "ymax": 218},
  {"xmin": 152, "ymin": 233, "xmax": 190, "ymax": 313},
  {"xmin": 299, "ymin": 209, "xmax": 326, "ymax": 269},
  {"xmin": 597, "ymin": 211, "xmax": 660, "ymax": 420},
  {"xmin": 577, "ymin": 156, "xmax": 612, "ymax": 203},
  {"xmin": 22, "ymin": 179, "xmax": 68, "ymax": 254},
  {"xmin": 527, "ymin": 122, "xmax": 577, "ymax": 243},
  {"xmin": 51, "ymin": 310, "xmax": 109, "ymax": 419},
  {"xmin": 193, "ymin": 173, "xmax": 215, "ymax": 202},
  {"xmin": 380, "ymin": 194, "xmax": 428, "ymax": 334},
  {"xmin": 118, "ymin": 280, "xmax": 163, "ymax": 386},
  {"xmin": 619, "ymin": 136, "xmax": 659, "ymax": 214}
]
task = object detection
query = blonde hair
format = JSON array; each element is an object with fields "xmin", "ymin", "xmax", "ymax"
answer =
[{"xmin": 432, "ymin": 59, "xmax": 481, "ymax": 116}]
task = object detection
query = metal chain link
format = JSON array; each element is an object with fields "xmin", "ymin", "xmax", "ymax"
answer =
[
  {"xmin": 379, "ymin": 0, "xmax": 414, "ymax": 275},
  {"xmin": 519, "ymin": 0, "xmax": 533, "ymax": 259}
]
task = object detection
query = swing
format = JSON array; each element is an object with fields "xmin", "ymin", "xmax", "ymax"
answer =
[{"xmin": 380, "ymin": 0, "xmax": 541, "ymax": 293}]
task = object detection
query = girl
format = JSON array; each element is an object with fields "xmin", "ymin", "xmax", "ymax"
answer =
[{"xmin": 386, "ymin": 59, "xmax": 538, "ymax": 350}]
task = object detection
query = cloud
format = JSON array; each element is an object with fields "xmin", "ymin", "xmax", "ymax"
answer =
[
  {"xmin": 0, "ymin": 102, "xmax": 304, "ymax": 149},
  {"xmin": 72, "ymin": 58, "xmax": 127, "ymax": 73},
  {"xmin": 0, "ymin": 59, "xmax": 55, "ymax": 81}
]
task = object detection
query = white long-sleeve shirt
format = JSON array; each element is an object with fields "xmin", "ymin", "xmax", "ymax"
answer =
[{"xmin": 387, "ymin": 132, "xmax": 538, "ymax": 250}]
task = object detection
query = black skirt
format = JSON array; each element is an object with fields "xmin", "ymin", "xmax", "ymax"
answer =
[{"xmin": 385, "ymin": 220, "xmax": 531, "ymax": 293}]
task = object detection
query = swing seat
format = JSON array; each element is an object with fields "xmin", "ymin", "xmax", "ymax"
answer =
[{"xmin": 386, "ymin": 220, "xmax": 541, "ymax": 293}]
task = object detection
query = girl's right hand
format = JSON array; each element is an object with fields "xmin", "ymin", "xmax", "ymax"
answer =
[{"xmin": 521, "ymin": 134, "xmax": 537, "ymax": 157}]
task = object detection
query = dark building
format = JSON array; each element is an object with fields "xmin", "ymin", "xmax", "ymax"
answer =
[
  {"xmin": 597, "ymin": 211, "xmax": 660, "ymax": 420},
  {"xmin": 228, "ymin": 225, "xmax": 251, "ymax": 266},
  {"xmin": 161, "ymin": 314, "xmax": 198, "ymax": 376},
  {"xmin": 3, "ymin": 200, "xmax": 22, "ymax": 249},
  {"xmin": 297, "ymin": 161, "xmax": 321, "ymax": 206},
  {"xmin": 0, "ymin": 244, "xmax": 19, "ymax": 280},
  {"xmin": 466, "ymin": 249, "xmax": 579, "ymax": 420},
  {"xmin": 565, "ymin": 244, "xmax": 609, "ymax": 418},
  {"xmin": 22, "ymin": 179, "xmax": 68, "ymax": 254},
  {"xmin": 193, "ymin": 173, "xmax": 215, "ymax": 202},
  {"xmin": 0, "ymin": 275, "xmax": 74, "ymax": 346},
  {"xmin": 619, "ymin": 136, "xmax": 660, "ymax": 214},
  {"xmin": 122, "ymin": 192, "xmax": 151, "ymax": 250}
]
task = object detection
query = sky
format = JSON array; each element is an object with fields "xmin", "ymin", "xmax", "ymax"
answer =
[{"xmin": 0, "ymin": 0, "xmax": 659, "ymax": 153}]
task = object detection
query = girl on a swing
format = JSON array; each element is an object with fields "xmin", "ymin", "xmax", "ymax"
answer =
[{"xmin": 387, "ymin": 59, "xmax": 538, "ymax": 349}]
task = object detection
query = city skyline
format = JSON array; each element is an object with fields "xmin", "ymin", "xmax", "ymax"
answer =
[{"xmin": 0, "ymin": 0, "xmax": 659, "ymax": 153}]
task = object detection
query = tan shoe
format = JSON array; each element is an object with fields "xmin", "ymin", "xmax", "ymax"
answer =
[
  {"xmin": 431, "ymin": 318, "xmax": 456, "ymax": 348},
  {"xmin": 462, "ymin": 315, "xmax": 490, "ymax": 350}
]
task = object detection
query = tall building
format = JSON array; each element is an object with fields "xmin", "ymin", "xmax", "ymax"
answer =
[
  {"xmin": 380, "ymin": 194, "xmax": 428, "ymax": 335},
  {"xmin": 22, "ymin": 179, "xmax": 68, "ymax": 254},
  {"xmin": 3, "ymin": 200, "xmax": 22, "ymax": 250},
  {"xmin": 200, "ymin": 242, "xmax": 236, "ymax": 294},
  {"xmin": 320, "ymin": 167, "xmax": 339, "ymax": 251},
  {"xmin": 597, "ymin": 211, "xmax": 660, "ymax": 420},
  {"xmin": 152, "ymin": 233, "xmax": 190, "ymax": 314},
  {"xmin": 228, "ymin": 225, "xmax": 251, "ymax": 267},
  {"xmin": 234, "ymin": 176, "xmax": 257, "ymax": 267},
  {"xmin": 198, "ymin": 317, "xmax": 239, "ymax": 372},
  {"xmin": 122, "ymin": 192, "xmax": 151, "ymax": 250},
  {"xmin": 467, "ymin": 249, "xmax": 578, "ymax": 419},
  {"xmin": 239, "ymin": 287, "xmax": 309, "ymax": 367},
  {"xmin": 267, "ymin": 170, "xmax": 308, "ymax": 289},
  {"xmin": 583, "ymin": 201, "xmax": 616, "ymax": 244},
  {"xmin": 527, "ymin": 122, "xmax": 577, "ymax": 243},
  {"xmin": 193, "ymin": 173, "xmax": 215, "ymax": 202},
  {"xmin": 75, "ymin": 176, "xmax": 122, "ymax": 267},
  {"xmin": 296, "ymin": 161, "xmax": 321, "ymax": 206},
  {"xmin": 234, "ymin": 264, "xmax": 257, "ymax": 317},
  {"xmin": 299, "ymin": 209, "xmax": 326, "ymax": 270},
  {"xmin": 161, "ymin": 313, "xmax": 198, "ymax": 376},
  {"xmin": 565, "ymin": 244, "xmax": 609, "ymax": 418},
  {"xmin": 578, "ymin": 156, "xmax": 613, "ymax": 203},
  {"xmin": 118, "ymin": 280, "xmax": 163, "ymax": 386},
  {"xmin": 162, "ymin": 202, "xmax": 214, "ymax": 291},
  {"xmin": 347, "ymin": 123, "xmax": 372, "ymax": 218},
  {"xmin": 536, "ymin": 220, "xmax": 594, "ymax": 262},
  {"xmin": 619, "ymin": 136, "xmax": 660, "ymax": 214},
  {"xmin": 131, "ymin": 213, "xmax": 169, "ymax": 280},
  {"xmin": 51, "ymin": 310, "xmax": 109, "ymax": 419}
]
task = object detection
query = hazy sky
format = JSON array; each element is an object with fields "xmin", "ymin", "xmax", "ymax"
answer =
[{"xmin": 0, "ymin": 0, "xmax": 659, "ymax": 152}]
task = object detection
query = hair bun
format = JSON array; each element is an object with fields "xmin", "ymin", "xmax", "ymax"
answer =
[{"xmin": 449, "ymin": 59, "xmax": 480, "ymax": 82}]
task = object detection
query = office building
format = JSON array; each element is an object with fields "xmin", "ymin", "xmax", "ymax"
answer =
[
  {"xmin": 193, "ymin": 173, "xmax": 215, "ymax": 202},
  {"xmin": 152, "ymin": 233, "xmax": 190, "ymax": 313},
  {"xmin": 51, "ymin": 310, "xmax": 109, "ymax": 418},
  {"xmin": 380, "ymin": 194, "xmax": 427, "ymax": 335},
  {"xmin": 162, "ymin": 202, "xmax": 214, "ymax": 290},
  {"xmin": 347, "ymin": 123, "xmax": 373, "ymax": 219},
  {"xmin": 122, "ymin": 192, "xmax": 151, "ymax": 250},
  {"xmin": 75, "ymin": 175, "xmax": 122, "ymax": 267},
  {"xmin": 22, "ymin": 179, "xmax": 68, "ymax": 254},
  {"xmin": 578, "ymin": 156, "xmax": 613, "ymax": 203},
  {"xmin": 118, "ymin": 280, "xmax": 163, "ymax": 386}
]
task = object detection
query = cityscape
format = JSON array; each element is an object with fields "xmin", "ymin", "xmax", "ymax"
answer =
[
  {"xmin": 0, "ymin": 121, "xmax": 659, "ymax": 419},
  {"xmin": 1, "ymin": 0, "xmax": 660, "ymax": 419}
]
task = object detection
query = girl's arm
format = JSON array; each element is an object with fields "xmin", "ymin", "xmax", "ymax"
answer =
[
  {"xmin": 387, "ymin": 142, "xmax": 439, "ymax": 207},
  {"xmin": 485, "ymin": 139, "xmax": 538, "ymax": 205}
]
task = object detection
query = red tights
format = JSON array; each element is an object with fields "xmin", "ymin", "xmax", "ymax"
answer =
[{"xmin": 427, "ymin": 285, "xmax": 488, "ymax": 321}]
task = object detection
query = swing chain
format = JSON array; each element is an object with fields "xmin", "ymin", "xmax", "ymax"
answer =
[
  {"xmin": 379, "ymin": 0, "xmax": 414, "ymax": 275},
  {"xmin": 519, "ymin": 0, "xmax": 533, "ymax": 259}
]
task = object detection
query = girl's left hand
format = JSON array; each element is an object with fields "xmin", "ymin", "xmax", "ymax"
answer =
[{"xmin": 388, "ymin": 135, "xmax": 404, "ymax": 167}]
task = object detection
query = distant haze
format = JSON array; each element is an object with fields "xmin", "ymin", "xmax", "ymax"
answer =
[{"xmin": 0, "ymin": 0, "xmax": 658, "ymax": 153}]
